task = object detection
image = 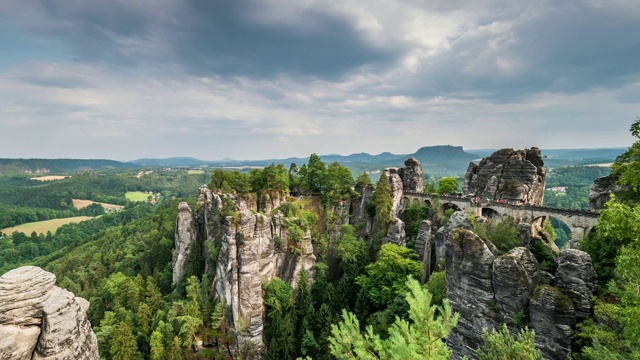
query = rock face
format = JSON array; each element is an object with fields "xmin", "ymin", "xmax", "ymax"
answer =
[
  {"xmin": 173, "ymin": 201, "xmax": 196, "ymax": 284},
  {"xmin": 463, "ymin": 148, "xmax": 546, "ymax": 205},
  {"xmin": 442, "ymin": 212, "xmax": 596, "ymax": 359},
  {"xmin": 383, "ymin": 218, "xmax": 406, "ymax": 246},
  {"xmin": 352, "ymin": 183, "xmax": 374, "ymax": 235},
  {"xmin": 589, "ymin": 174, "xmax": 625, "ymax": 211},
  {"xmin": 180, "ymin": 188, "xmax": 316, "ymax": 354},
  {"xmin": 446, "ymin": 228, "xmax": 501, "ymax": 357},
  {"xmin": 529, "ymin": 286, "xmax": 576, "ymax": 360},
  {"xmin": 0, "ymin": 266, "xmax": 99, "ymax": 360},
  {"xmin": 554, "ymin": 249, "xmax": 597, "ymax": 321},
  {"xmin": 383, "ymin": 168, "xmax": 405, "ymax": 217},
  {"xmin": 398, "ymin": 157, "xmax": 424, "ymax": 193},
  {"xmin": 414, "ymin": 220, "xmax": 432, "ymax": 283}
]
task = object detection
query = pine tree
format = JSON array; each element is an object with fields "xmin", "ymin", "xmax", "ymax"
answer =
[
  {"xmin": 110, "ymin": 321, "xmax": 140, "ymax": 360},
  {"xmin": 150, "ymin": 330, "xmax": 165, "ymax": 360},
  {"xmin": 476, "ymin": 324, "xmax": 542, "ymax": 360}
]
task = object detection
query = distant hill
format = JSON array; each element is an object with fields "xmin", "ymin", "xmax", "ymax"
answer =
[
  {"xmin": 129, "ymin": 157, "xmax": 211, "ymax": 168},
  {"xmin": 0, "ymin": 159, "xmax": 134, "ymax": 174}
]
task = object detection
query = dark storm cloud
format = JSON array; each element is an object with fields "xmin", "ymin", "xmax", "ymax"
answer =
[
  {"xmin": 171, "ymin": 0, "xmax": 396, "ymax": 78},
  {"xmin": 3, "ymin": 0, "xmax": 396, "ymax": 79},
  {"xmin": 401, "ymin": 1, "xmax": 640, "ymax": 101}
]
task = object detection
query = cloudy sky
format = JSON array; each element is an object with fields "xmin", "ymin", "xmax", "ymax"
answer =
[{"xmin": 1, "ymin": 0, "xmax": 639, "ymax": 161}]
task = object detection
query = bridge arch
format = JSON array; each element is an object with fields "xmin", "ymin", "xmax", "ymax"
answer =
[
  {"xmin": 438, "ymin": 202, "xmax": 462, "ymax": 219},
  {"xmin": 481, "ymin": 207, "xmax": 503, "ymax": 222}
]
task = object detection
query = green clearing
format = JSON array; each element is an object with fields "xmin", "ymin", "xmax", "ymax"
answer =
[
  {"xmin": 1, "ymin": 216, "xmax": 96, "ymax": 235},
  {"xmin": 125, "ymin": 191, "xmax": 154, "ymax": 202}
]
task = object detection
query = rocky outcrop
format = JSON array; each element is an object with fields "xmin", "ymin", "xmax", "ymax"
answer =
[
  {"xmin": 185, "ymin": 190, "xmax": 317, "ymax": 354},
  {"xmin": 398, "ymin": 157, "xmax": 424, "ymax": 193},
  {"xmin": 554, "ymin": 249, "xmax": 597, "ymax": 321},
  {"xmin": 446, "ymin": 228, "xmax": 501, "ymax": 357},
  {"xmin": 493, "ymin": 248, "xmax": 539, "ymax": 324},
  {"xmin": 383, "ymin": 168, "xmax": 405, "ymax": 217},
  {"xmin": 257, "ymin": 190, "xmax": 287, "ymax": 214},
  {"xmin": 463, "ymin": 148, "xmax": 546, "ymax": 205},
  {"xmin": 414, "ymin": 220, "xmax": 432, "ymax": 283},
  {"xmin": 442, "ymin": 211, "xmax": 596, "ymax": 359},
  {"xmin": 529, "ymin": 286, "xmax": 576, "ymax": 360},
  {"xmin": 589, "ymin": 174, "xmax": 625, "ymax": 211},
  {"xmin": 173, "ymin": 202, "xmax": 196, "ymax": 285},
  {"xmin": 352, "ymin": 183, "xmax": 374, "ymax": 235},
  {"xmin": 0, "ymin": 266, "xmax": 98, "ymax": 360},
  {"xmin": 383, "ymin": 218, "xmax": 406, "ymax": 246}
]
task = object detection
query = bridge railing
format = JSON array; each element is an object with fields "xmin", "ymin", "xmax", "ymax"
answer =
[{"xmin": 403, "ymin": 192, "xmax": 599, "ymax": 217}]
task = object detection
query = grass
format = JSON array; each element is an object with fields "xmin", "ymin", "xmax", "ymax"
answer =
[
  {"xmin": 126, "ymin": 191, "xmax": 154, "ymax": 202},
  {"xmin": 187, "ymin": 170, "xmax": 205, "ymax": 175},
  {"xmin": 1, "ymin": 216, "xmax": 96, "ymax": 235},
  {"xmin": 30, "ymin": 176, "xmax": 69, "ymax": 182},
  {"xmin": 72, "ymin": 199, "xmax": 124, "ymax": 211}
]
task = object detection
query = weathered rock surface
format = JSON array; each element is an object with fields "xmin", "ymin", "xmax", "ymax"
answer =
[
  {"xmin": 352, "ymin": 183, "xmax": 374, "ymax": 235},
  {"xmin": 383, "ymin": 218, "xmax": 406, "ymax": 246},
  {"xmin": 441, "ymin": 213, "xmax": 593, "ymax": 359},
  {"xmin": 257, "ymin": 190, "xmax": 287, "ymax": 214},
  {"xmin": 529, "ymin": 285, "xmax": 576, "ymax": 360},
  {"xmin": 554, "ymin": 249, "xmax": 597, "ymax": 321},
  {"xmin": 463, "ymin": 148, "xmax": 546, "ymax": 205},
  {"xmin": 0, "ymin": 266, "xmax": 98, "ymax": 360},
  {"xmin": 173, "ymin": 201, "xmax": 196, "ymax": 284},
  {"xmin": 414, "ymin": 220, "xmax": 432, "ymax": 283},
  {"xmin": 384, "ymin": 168, "xmax": 405, "ymax": 217},
  {"xmin": 493, "ymin": 248, "xmax": 539, "ymax": 324},
  {"xmin": 398, "ymin": 157, "xmax": 424, "ymax": 193},
  {"xmin": 446, "ymin": 228, "xmax": 501, "ymax": 357},
  {"xmin": 192, "ymin": 191, "xmax": 316, "ymax": 354},
  {"xmin": 589, "ymin": 174, "xmax": 625, "ymax": 211}
]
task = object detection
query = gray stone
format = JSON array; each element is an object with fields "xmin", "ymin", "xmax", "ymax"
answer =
[
  {"xmin": 446, "ymin": 229, "xmax": 501, "ymax": 358},
  {"xmin": 399, "ymin": 157, "xmax": 424, "ymax": 193},
  {"xmin": 493, "ymin": 248, "xmax": 539, "ymax": 324},
  {"xmin": 0, "ymin": 266, "xmax": 98, "ymax": 360},
  {"xmin": 463, "ymin": 148, "xmax": 546, "ymax": 205},
  {"xmin": 173, "ymin": 202, "xmax": 196, "ymax": 285},
  {"xmin": 414, "ymin": 220, "xmax": 432, "ymax": 283},
  {"xmin": 589, "ymin": 174, "xmax": 625, "ymax": 211},
  {"xmin": 529, "ymin": 285, "xmax": 576, "ymax": 360},
  {"xmin": 554, "ymin": 249, "xmax": 597, "ymax": 321},
  {"xmin": 383, "ymin": 218, "xmax": 406, "ymax": 247}
]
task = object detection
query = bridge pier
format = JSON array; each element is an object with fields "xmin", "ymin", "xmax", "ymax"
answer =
[{"xmin": 569, "ymin": 227, "xmax": 586, "ymax": 249}]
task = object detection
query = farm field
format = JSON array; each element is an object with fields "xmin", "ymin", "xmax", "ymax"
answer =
[
  {"xmin": 1, "ymin": 216, "xmax": 96, "ymax": 235},
  {"xmin": 126, "ymin": 191, "xmax": 154, "ymax": 202},
  {"xmin": 187, "ymin": 169, "xmax": 205, "ymax": 175},
  {"xmin": 72, "ymin": 199, "xmax": 124, "ymax": 211},
  {"xmin": 30, "ymin": 176, "xmax": 69, "ymax": 181}
]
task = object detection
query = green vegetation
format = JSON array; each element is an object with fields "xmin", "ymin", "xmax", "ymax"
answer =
[
  {"xmin": 476, "ymin": 324, "xmax": 542, "ymax": 360},
  {"xmin": 437, "ymin": 176, "xmax": 459, "ymax": 195},
  {"xmin": 125, "ymin": 191, "xmax": 155, "ymax": 202},
  {"xmin": 329, "ymin": 277, "xmax": 458, "ymax": 360},
  {"xmin": 1, "ymin": 216, "xmax": 97, "ymax": 236}
]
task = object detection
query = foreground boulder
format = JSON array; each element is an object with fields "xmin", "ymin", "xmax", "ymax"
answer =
[{"xmin": 0, "ymin": 266, "xmax": 99, "ymax": 360}]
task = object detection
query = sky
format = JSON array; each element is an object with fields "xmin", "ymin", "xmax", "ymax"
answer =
[{"xmin": 1, "ymin": 0, "xmax": 639, "ymax": 161}]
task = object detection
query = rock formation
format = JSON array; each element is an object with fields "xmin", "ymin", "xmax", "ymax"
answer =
[
  {"xmin": 383, "ymin": 218, "xmax": 406, "ymax": 246},
  {"xmin": 177, "ymin": 188, "xmax": 316, "ymax": 354},
  {"xmin": 529, "ymin": 286, "xmax": 576, "ymax": 360},
  {"xmin": 442, "ymin": 211, "xmax": 596, "ymax": 359},
  {"xmin": 554, "ymin": 249, "xmax": 597, "ymax": 321},
  {"xmin": 383, "ymin": 168, "xmax": 405, "ymax": 217},
  {"xmin": 398, "ymin": 157, "xmax": 424, "ymax": 193},
  {"xmin": 589, "ymin": 174, "xmax": 625, "ymax": 211},
  {"xmin": 173, "ymin": 201, "xmax": 196, "ymax": 284},
  {"xmin": 414, "ymin": 220, "xmax": 432, "ymax": 282},
  {"xmin": 463, "ymin": 148, "xmax": 546, "ymax": 205},
  {"xmin": 0, "ymin": 266, "xmax": 99, "ymax": 360}
]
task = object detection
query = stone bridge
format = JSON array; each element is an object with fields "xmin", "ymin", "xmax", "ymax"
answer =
[{"xmin": 403, "ymin": 192, "xmax": 599, "ymax": 248}]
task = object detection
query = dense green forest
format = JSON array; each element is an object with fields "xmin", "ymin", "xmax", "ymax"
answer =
[
  {"xmin": 1, "ymin": 124, "xmax": 639, "ymax": 359},
  {"xmin": 543, "ymin": 165, "xmax": 611, "ymax": 210},
  {"xmin": 0, "ymin": 170, "xmax": 209, "ymax": 228}
]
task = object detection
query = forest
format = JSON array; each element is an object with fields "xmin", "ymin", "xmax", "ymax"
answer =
[{"xmin": 1, "ymin": 122, "xmax": 639, "ymax": 359}]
